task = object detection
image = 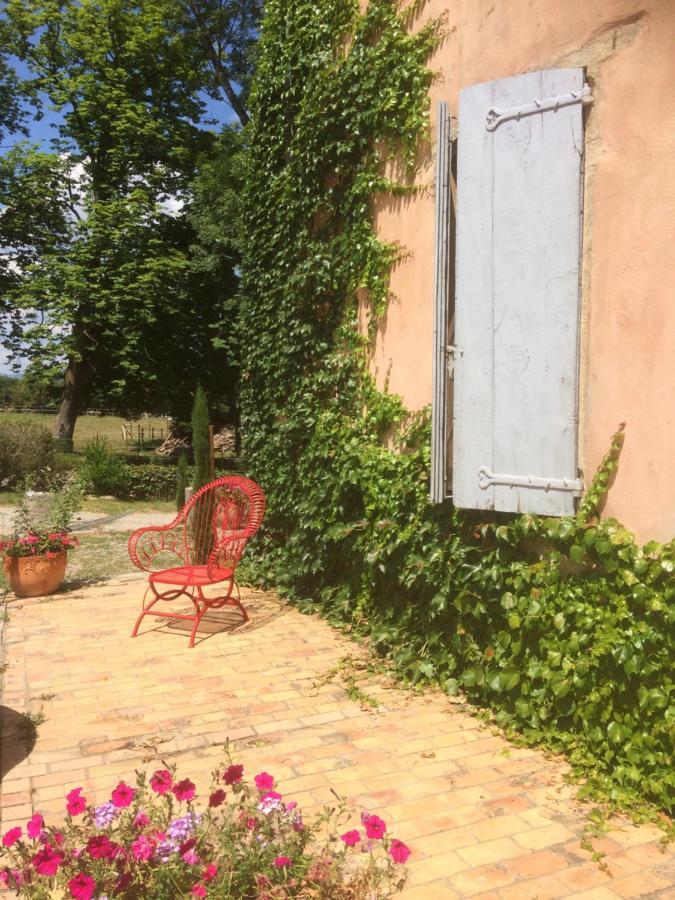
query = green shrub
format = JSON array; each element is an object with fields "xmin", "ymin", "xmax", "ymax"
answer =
[
  {"xmin": 0, "ymin": 420, "xmax": 56, "ymax": 488},
  {"xmin": 125, "ymin": 463, "xmax": 191, "ymax": 502},
  {"xmin": 79, "ymin": 436, "xmax": 127, "ymax": 495}
]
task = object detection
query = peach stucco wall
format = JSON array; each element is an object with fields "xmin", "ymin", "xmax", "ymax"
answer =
[{"xmin": 369, "ymin": 0, "xmax": 675, "ymax": 542}]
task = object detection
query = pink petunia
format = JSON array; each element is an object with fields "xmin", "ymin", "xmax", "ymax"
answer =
[
  {"xmin": 389, "ymin": 839, "xmax": 411, "ymax": 864},
  {"xmin": 182, "ymin": 850, "xmax": 200, "ymax": 865},
  {"xmin": 191, "ymin": 885, "xmax": 207, "ymax": 898},
  {"xmin": 202, "ymin": 863, "xmax": 217, "ymax": 882},
  {"xmin": 66, "ymin": 788, "xmax": 87, "ymax": 816},
  {"xmin": 131, "ymin": 835, "xmax": 155, "ymax": 861},
  {"xmin": 26, "ymin": 814, "xmax": 44, "ymax": 840},
  {"xmin": 223, "ymin": 764, "xmax": 243, "ymax": 785},
  {"xmin": 150, "ymin": 769, "xmax": 173, "ymax": 795},
  {"xmin": 2, "ymin": 827, "xmax": 21, "ymax": 848},
  {"xmin": 68, "ymin": 872, "xmax": 97, "ymax": 900},
  {"xmin": 208, "ymin": 789, "xmax": 226, "ymax": 808},
  {"xmin": 172, "ymin": 778, "xmax": 196, "ymax": 802},
  {"xmin": 111, "ymin": 782, "xmax": 135, "ymax": 808},
  {"xmin": 133, "ymin": 810, "xmax": 150, "ymax": 828},
  {"xmin": 273, "ymin": 856, "xmax": 292, "ymax": 868},
  {"xmin": 254, "ymin": 772, "xmax": 274, "ymax": 792},
  {"xmin": 363, "ymin": 814, "xmax": 386, "ymax": 840},
  {"xmin": 32, "ymin": 844, "xmax": 64, "ymax": 876},
  {"xmin": 86, "ymin": 835, "xmax": 116, "ymax": 860},
  {"xmin": 341, "ymin": 829, "xmax": 361, "ymax": 847}
]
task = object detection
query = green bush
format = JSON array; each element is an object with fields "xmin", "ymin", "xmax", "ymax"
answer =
[
  {"xmin": 79, "ymin": 436, "xmax": 127, "ymax": 495},
  {"xmin": 125, "ymin": 463, "xmax": 191, "ymax": 502},
  {"xmin": 175, "ymin": 451, "xmax": 190, "ymax": 510},
  {"xmin": 0, "ymin": 420, "xmax": 56, "ymax": 488},
  {"xmin": 191, "ymin": 384, "xmax": 211, "ymax": 492}
]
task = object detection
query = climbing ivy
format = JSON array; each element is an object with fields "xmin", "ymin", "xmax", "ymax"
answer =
[{"xmin": 239, "ymin": 0, "xmax": 674, "ymax": 817}]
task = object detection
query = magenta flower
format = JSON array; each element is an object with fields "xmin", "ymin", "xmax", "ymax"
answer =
[
  {"xmin": 273, "ymin": 856, "xmax": 292, "ymax": 868},
  {"xmin": 173, "ymin": 778, "xmax": 196, "ymax": 802},
  {"xmin": 111, "ymin": 782, "xmax": 135, "ymax": 808},
  {"xmin": 26, "ymin": 814, "xmax": 44, "ymax": 839},
  {"xmin": 254, "ymin": 772, "xmax": 274, "ymax": 792},
  {"xmin": 203, "ymin": 863, "xmax": 218, "ymax": 882},
  {"xmin": 86, "ymin": 835, "xmax": 117, "ymax": 860},
  {"xmin": 223, "ymin": 764, "xmax": 243, "ymax": 785},
  {"xmin": 131, "ymin": 835, "xmax": 155, "ymax": 861},
  {"xmin": 134, "ymin": 810, "xmax": 150, "ymax": 828},
  {"xmin": 182, "ymin": 849, "xmax": 200, "ymax": 865},
  {"xmin": 191, "ymin": 886, "xmax": 207, "ymax": 898},
  {"xmin": 341, "ymin": 829, "xmax": 361, "ymax": 846},
  {"xmin": 66, "ymin": 788, "xmax": 87, "ymax": 816},
  {"xmin": 68, "ymin": 872, "xmax": 97, "ymax": 900},
  {"xmin": 208, "ymin": 789, "xmax": 226, "ymax": 808},
  {"xmin": 363, "ymin": 814, "xmax": 386, "ymax": 840},
  {"xmin": 32, "ymin": 844, "xmax": 64, "ymax": 876},
  {"xmin": 150, "ymin": 769, "xmax": 173, "ymax": 795},
  {"xmin": 389, "ymin": 839, "xmax": 411, "ymax": 864},
  {"xmin": 2, "ymin": 827, "xmax": 21, "ymax": 848}
]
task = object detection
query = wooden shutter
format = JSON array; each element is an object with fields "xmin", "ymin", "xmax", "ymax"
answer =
[
  {"xmin": 430, "ymin": 101, "xmax": 453, "ymax": 503},
  {"xmin": 452, "ymin": 68, "xmax": 588, "ymax": 516}
]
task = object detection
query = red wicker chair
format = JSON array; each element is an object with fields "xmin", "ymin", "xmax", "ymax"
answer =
[{"xmin": 128, "ymin": 475, "xmax": 266, "ymax": 647}]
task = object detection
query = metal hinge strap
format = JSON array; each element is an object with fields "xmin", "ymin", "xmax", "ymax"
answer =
[
  {"xmin": 478, "ymin": 466, "xmax": 583, "ymax": 494},
  {"xmin": 486, "ymin": 84, "xmax": 593, "ymax": 131}
]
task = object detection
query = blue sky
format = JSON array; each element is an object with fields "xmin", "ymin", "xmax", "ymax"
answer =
[{"xmin": 1, "ymin": 60, "xmax": 237, "ymax": 377}]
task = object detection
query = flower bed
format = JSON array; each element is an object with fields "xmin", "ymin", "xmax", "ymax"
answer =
[{"xmin": 0, "ymin": 759, "xmax": 410, "ymax": 898}]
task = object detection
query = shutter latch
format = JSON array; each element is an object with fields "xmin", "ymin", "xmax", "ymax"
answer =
[
  {"xmin": 445, "ymin": 344, "xmax": 463, "ymax": 378},
  {"xmin": 486, "ymin": 84, "xmax": 593, "ymax": 132},
  {"xmin": 478, "ymin": 466, "xmax": 584, "ymax": 494}
]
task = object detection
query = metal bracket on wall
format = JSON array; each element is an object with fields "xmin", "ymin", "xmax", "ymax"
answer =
[
  {"xmin": 478, "ymin": 466, "xmax": 584, "ymax": 494},
  {"xmin": 445, "ymin": 344, "xmax": 463, "ymax": 378},
  {"xmin": 485, "ymin": 84, "xmax": 593, "ymax": 131}
]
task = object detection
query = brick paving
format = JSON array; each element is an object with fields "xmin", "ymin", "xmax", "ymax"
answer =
[{"xmin": 1, "ymin": 578, "xmax": 673, "ymax": 898}]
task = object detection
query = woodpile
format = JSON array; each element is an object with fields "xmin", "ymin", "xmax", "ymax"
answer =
[
  {"xmin": 155, "ymin": 434, "xmax": 190, "ymax": 456},
  {"xmin": 213, "ymin": 425, "xmax": 237, "ymax": 455},
  {"xmin": 154, "ymin": 426, "xmax": 237, "ymax": 457}
]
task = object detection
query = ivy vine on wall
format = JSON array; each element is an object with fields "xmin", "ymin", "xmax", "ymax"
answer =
[{"xmin": 239, "ymin": 0, "xmax": 674, "ymax": 816}]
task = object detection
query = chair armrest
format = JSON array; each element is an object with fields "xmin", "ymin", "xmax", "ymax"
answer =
[{"xmin": 128, "ymin": 521, "xmax": 188, "ymax": 573}]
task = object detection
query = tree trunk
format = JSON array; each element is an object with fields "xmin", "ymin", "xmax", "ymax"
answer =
[{"xmin": 52, "ymin": 360, "xmax": 91, "ymax": 450}]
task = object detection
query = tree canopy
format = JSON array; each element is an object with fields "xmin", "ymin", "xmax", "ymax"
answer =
[{"xmin": 0, "ymin": 0, "xmax": 261, "ymax": 443}]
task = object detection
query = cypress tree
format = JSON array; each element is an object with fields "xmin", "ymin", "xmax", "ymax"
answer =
[{"xmin": 191, "ymin": 384, "xmax": 211, "ymax": 493}]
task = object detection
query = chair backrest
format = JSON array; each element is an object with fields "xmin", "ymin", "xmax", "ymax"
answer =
[{"xmin": 180, "ymin": 476, "xmax": 266, "ymax": 573}]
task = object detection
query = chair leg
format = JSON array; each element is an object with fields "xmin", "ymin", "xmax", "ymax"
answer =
[
  {"xmin": 132, "ymin": 583, "xmax": 191, "ymax": 638},
  {"xmin": 188, "ymin": 587, "xmax": 208, "ymax": 648}
]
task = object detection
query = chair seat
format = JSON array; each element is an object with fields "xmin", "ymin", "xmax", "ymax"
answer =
[{"xmin": 150, "ymin": 565, "xmax": 233, "ymax": 586}]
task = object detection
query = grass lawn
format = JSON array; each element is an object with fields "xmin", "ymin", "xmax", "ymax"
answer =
[
  {"xmin": 1, "ymin": 411, "xmax": 170, "ymax": 451},
  {"xmin": 0, "ymin": 492, "xmax": 175, "ymax": 517}
]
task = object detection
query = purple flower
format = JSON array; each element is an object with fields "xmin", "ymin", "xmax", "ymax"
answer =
[
  {"xmin": 167, "ymin": 812, "xmax": 201, "ymax": 842},
  {"xmin": 93, "ymin": 802, "xmax": 117, "ymax": 828}
]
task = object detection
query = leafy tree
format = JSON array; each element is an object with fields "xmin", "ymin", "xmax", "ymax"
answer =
[{"xmin": 0, "ymin": 0, "xmax": 259, "ymax": 446}]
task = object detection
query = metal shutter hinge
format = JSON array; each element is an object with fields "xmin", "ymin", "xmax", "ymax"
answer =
[
  {"xmin": 478, "ymin": 467, "xmax": 584, "ymax": 494},
  {"xmin": 445, "ymin": 344, "xmax": 463, "ymax": 377},
  {"xmin": 486, "ymin": 84, "xmax": 593, "ymax": 132}
]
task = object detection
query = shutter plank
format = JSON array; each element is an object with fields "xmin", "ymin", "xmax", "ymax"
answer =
[{"xmin": 453, "ymin": 80, "xmax": 496, "ymax": 510}]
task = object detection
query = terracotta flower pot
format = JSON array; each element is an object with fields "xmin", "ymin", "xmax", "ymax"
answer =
[{"xmin": 3, "ymin": 550, "xmax": 68, "ymax": 598}]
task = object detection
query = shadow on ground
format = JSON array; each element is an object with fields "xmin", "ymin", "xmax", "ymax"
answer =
[
  {"xmin": 0, "ymin": 705, "xmax": 37, "ymax": 780},
  {"xmin": 133, "ymin": 591, "xmax": 289, "ymax": 645}
]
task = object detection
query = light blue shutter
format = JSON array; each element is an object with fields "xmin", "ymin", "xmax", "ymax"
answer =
[
  {"xmin": 430, "ymin": 101, "xmax": 452, "ymax": 503},
  {"xmin": 452, "ymin": 69, "xmax": 588, "ymax": 516}
]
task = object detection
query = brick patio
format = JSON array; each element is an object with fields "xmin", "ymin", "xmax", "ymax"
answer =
[{"xmin": 1, "ymin": 577, "xmax": 673, "ymax": 898}]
